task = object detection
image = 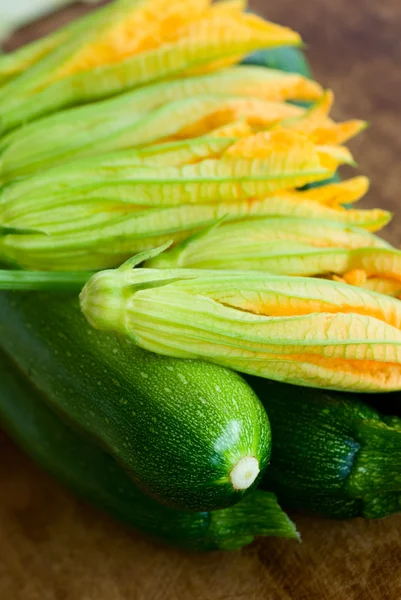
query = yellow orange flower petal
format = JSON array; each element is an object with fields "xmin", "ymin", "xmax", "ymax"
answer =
[
  {"xmin": 278, "ymin": 89, "xmax": 334, "ymax": 135},
  {"xmin": 362, "ymin": 278, "xmax": 401, "ymax": 298},
  {"xmin": 342, "ymin": 269, "xmax": 368, "ymax": 286},
  {"xmin": 316, "ymin": 144, "xmax": 355, "ymax": 170},
  {"xmin": 311, "ymin": 120, "xmax": 368, "ymax": 145},
  {"xmin": 173, "ymin": 98, "xmax": 304, "ymax": 139},
  {"xmin": 299, "ymin": 176, "xmax": 370, "ymax": 206},
  {"xmin": 208, "ymin": 121, "xmax": 253, "ymax": 137}
]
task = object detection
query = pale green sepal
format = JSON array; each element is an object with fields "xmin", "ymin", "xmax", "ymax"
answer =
[{"xmin": 119, "ymin": 241, "xmax": 173, "ymax": 270}]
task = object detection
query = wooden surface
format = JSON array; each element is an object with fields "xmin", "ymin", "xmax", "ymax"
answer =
[{"xmin": 1, "ymin": 1, "xmax": 401, "ymax": 598}]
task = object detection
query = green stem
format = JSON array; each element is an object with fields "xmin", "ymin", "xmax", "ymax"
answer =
[{"xmin": 0, "ymin": 269, "xmax": 92, "ymax": 291}]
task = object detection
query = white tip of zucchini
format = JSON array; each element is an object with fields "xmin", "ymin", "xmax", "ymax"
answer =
[{"xmin": 230, "ymin": 456, "xmax": 260, "ymax": 490}]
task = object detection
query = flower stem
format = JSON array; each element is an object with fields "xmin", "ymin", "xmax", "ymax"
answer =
[{"xmin": 0, "ymin": 270, "xmax": 92, "ymax": 291}]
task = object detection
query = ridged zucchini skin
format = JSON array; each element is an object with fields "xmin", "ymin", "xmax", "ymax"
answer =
[
  {"xmin": 0, "ymin": 291, "xmax": 270, "ymax": 512},
  {"xmin": 0, "ymin": 349, "xmax": 298, "ymax": 551},
  {"xmin": 247, "ymin": 377, "xmax": 401, "ymax": 519}
]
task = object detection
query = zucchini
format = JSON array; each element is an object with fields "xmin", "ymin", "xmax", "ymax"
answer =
[
  {"xmin": 243, "ymin": 46, "xmax": 313, "ymax": 79},
  {"xmin": 0, "ymin": 291, "xmax": 270, "ymax": 512},
  {"xmin": 247, "ymin": 377, "xmax": 401, "ymax": 519},
  {"xmin": 0, "ymin": 349, "xmax": 298, "ymax": 550}
]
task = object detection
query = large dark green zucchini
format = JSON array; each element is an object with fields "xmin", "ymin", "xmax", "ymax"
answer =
[
  {"xmin": 0, "ymin": 349, "xmax": 298, "ymax": 550},
  {"xmin": 0, "ymin": 291, "xmax": 270, "ymax": 512},
  {"xmin": 247, "ymin": 377, "xmax": 401, "ymax": 519}
]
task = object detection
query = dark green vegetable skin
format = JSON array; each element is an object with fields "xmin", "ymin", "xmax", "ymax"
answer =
[
  {"xmin": 243, "ymin": 46, "xmax": 313, "ymax": 78},
  {"xmin": 0, "ymin": 291, "xmax": 270, "ymax": 512},
  {"xmin": 0, "ymin": 350, "xmax": 298, "ymax": 550},
  {"xmin": 247, "ymin": 377, "xmax": 401, "ymax": 519}
]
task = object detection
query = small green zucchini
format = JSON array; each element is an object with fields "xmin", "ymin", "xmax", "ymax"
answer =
[
  {"xmin": 0, "ymin": 349, "xmax": 298, "ymax": 551},
  {"xmin": 0, "ymin": 291, "xmax": 270, "ymax": 512},
  {"xmin": 248, "ymin": 377, "xmax": 401, "ymax": 519}
]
